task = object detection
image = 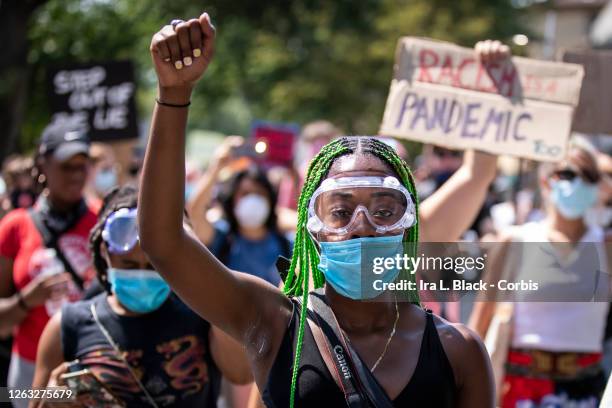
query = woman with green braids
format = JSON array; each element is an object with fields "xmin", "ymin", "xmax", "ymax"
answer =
[{"xmin": 141, "ymin": 13, "xmax": 502, "ymax": 407}]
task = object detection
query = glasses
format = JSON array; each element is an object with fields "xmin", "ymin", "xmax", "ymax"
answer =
[
  {"xmin": 307, "ymin": 176, "xmax": 416, "ymax": 236},
  {"xmin": 553, "ymin": 167, "xmax": 598, "ymax": 184},
  {"xmin": 433, "ymin": 146, "xmax": 462, "ymax": 158},
  {"xmin": 102, "ymin": 207, "xmax": 139, "ymax": 254}
]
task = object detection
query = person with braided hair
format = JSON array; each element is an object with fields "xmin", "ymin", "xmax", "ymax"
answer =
[
  {"xmin": 30, "ymin": 186, "xmax": 251, "ymax": 407},
  {"xmin": 141, "ymin": 14, "xmax": 503, "ymax": 407}
]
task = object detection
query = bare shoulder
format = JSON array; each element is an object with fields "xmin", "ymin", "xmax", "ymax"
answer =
[
  {"xmin": 432, "ymin": 314, "xmax": 490, "ymax": 388},
  {"xmin": 433, "ymin": 314, "xmax": 486, "ymax": 357}
]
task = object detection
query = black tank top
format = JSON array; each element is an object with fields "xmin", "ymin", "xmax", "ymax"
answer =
[
  {"xmin": 61, "ymin": 293, "xmax": 221, "ymax": 407},
  {"xmin": 263, "ymin": 298, "xmax": 457, "ymax": 407}
]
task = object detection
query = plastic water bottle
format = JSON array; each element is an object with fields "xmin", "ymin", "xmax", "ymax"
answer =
[{"xmin": 39, "ymin": 249, "xmax": 67, "ymax": 316}]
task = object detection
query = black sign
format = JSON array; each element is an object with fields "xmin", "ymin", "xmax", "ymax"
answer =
[{"xmin": 47, "ymin": 60, "xmax": 139, "ymax": 141}]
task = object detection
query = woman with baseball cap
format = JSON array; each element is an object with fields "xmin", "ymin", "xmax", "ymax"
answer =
[{"xmin": 0, "ymin": 125, "xmax": 98, "ymax": 406}]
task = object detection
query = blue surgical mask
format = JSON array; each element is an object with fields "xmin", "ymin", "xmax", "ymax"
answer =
[
  {"xmin": 317, "ymin": 234, "xmax": 405, "ymax": 300},
  {"xmin": 551, "ymin": 178, "xmax": 598, "ymax": 220},
  {"xmin": 95, "ymin": 169, "xmax": 118, "ymax": 194},
  {"xmin": 107, "ymin": 268, "xmax": 171, "ymax": 313}
]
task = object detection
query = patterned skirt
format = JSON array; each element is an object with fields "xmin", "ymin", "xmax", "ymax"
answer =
[{"xmin": 501, "ymin": 348, "xmax": 607, "ymax": 408}]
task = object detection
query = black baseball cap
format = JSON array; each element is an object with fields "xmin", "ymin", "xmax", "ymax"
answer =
[{"xmin": 38, "ymin": 126, "xmax": 91, "ymax": 162}]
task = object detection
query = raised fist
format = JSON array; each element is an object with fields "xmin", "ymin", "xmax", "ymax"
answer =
[
  {"xmin": 474, "ymin": 39, "xmax": 511, "ymax": 64},
  {"xmin": 150, "ymin": 12, "xmax": 216, "ymax": 90}
]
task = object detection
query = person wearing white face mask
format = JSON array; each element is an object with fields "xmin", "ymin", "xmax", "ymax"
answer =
[
  {"xmin": 187, "ymin": 137, "xmax": 291, "ymax": 287},
  {"xmin": 186, "ymin": 138, "xmax": 292, "ymax": 408},
  {"xmin": 84, "ymin": 143, "xmax": 119, "ymax": 213}
]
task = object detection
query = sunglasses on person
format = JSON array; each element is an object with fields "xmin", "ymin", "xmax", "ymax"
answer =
[
  {"xmin": 553, "ymin": 168, "xmax": 598, "ymax": 184},
  {"xmin": 433, "ymin": 146, "xmax": 462, "ymax": 158}
]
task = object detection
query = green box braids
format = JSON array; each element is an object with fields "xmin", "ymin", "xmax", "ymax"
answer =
[{"xmin": 282, "ymin": 136, "xmax": 421, "ymax": 408}]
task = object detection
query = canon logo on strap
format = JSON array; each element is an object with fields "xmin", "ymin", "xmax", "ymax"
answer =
[{"xmin": 333, "ymin": 345, "xmax": 351, "ymax": 380}]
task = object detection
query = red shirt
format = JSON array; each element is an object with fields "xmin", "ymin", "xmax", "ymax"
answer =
[{"xmin": 0, "ymin": 204, "xmax": 97, "ymax": 362}]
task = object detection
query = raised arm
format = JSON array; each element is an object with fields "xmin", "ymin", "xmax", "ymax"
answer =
[
  {"xmin": 419, "ymin": 150, "xmax": 496, "ymax": 241},
  {"xmin": 139, "ymin": 14, "xmax": 291, "ymax": 347},
  {"xmin": 186, "ymin": 136, "xmax": 244, "ymax": 245},
  {"xmin": 468, "ymin": 232, "xmax": 513, "ymax": 338}
]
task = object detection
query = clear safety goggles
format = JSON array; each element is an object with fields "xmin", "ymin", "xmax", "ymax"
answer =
[
  {"xmin": 307, "ymin": 176, "xmax": 416, "ymax": 236},
  {"xmin": 102, "ymin": 207, "xmax": 139, "ymax": 254}
]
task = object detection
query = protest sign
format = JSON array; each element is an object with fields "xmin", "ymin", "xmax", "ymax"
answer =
[
  {"xmin": 562, "ymin": 49, "xmax": 612, "ymax": 135},
  {"xmin": 250, "ymin": 121, "xmax": 299, "ymax": 168},
  {"xmin": 47, "ymin": 60, "xmax": 138, "ymax": 142},
  {"xmin": 380, "ymin": 38, "xmax": 585, "ymax": 161}
]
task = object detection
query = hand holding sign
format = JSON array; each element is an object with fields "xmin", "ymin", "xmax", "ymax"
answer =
[
  {"xmin": 474, "ymin": 40, "xmax": 510, "ymax": 64},
  {"xmin": 380, "ymin": 37, "xmax": 584, "ymax": 162},
  {"xmin": 150, "ymin": 12, "xmax": 216, "ymax": 95},
  {"xmin": 471, "ymin": 40, "xmax": 512, "ymax": 175}
]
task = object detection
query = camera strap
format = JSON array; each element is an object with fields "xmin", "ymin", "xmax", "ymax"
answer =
[{"xmin": 90, "ymin": 303, "xmax": 159, "ymax": 408}]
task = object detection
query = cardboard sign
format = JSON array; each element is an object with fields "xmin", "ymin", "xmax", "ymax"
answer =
[
  {"xmin": 380, "ymin": 38, "xmax": 585, "ymax": 161},
  {"xmin": 47, "ymin": 61, "xmax": 138, "ymax": 142},
  {"xmin": 562, "ymin": 49, "xmax": 612, "ymax": 135}
]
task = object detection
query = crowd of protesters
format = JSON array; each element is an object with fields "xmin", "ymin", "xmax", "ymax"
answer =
[{"xmin": 0, "ymin": 12, "xmax": 610, "ymax": 408}]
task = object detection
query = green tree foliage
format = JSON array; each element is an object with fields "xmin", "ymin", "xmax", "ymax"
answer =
[{"xmin": 17, "ymin": 0, "xmax": 525, "ymax": 152}]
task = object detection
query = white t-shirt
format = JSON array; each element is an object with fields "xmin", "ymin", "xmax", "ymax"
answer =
[{"xmin": 510, "ymin": 221, "xmax": 610, "ymax": 352}]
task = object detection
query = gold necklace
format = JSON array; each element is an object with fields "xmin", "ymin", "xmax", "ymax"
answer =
[{"xmin": 371, "ymin": 296, "xmax": 399, "ymax": 373}]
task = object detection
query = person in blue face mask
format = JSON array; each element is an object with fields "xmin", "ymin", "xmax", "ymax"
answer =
[
  {"xmin": 470, "ymin": 138, "xmax": 609, "ymax": 407},
  {"xmin": 84, "ymin": 143, "xmax": 119, "ymax": 213},
  {"xmin": 139, "ymin": 22, "xmax": 510, "ymax": 408},
  {"xmin": 30, "ymin": 186, "xmax": 252, "ymax": 408},
  {"xmin": 307, "ymin": 175, "xmax": 417, "ymax": 301}
]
